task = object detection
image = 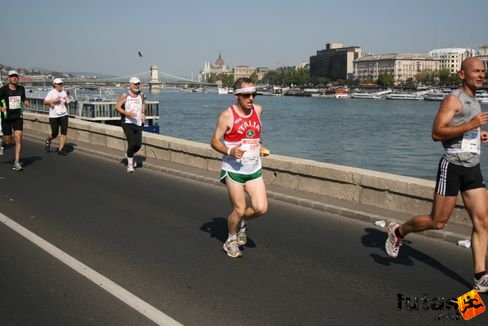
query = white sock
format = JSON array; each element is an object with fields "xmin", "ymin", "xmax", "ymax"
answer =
[
  {"xmin": 227, "ymin": 234, "xmax": 237, "ymax": 242},
  {"xmin": 127, "ymin": 156, "xmax": 134, "ymax": 165}
]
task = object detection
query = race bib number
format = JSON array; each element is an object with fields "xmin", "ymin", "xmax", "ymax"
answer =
[
  {"xmin": 240, "ymin": 138, "xmax": 260, "ymax": 165},
  {"xmin": 460, "ymin": 128, "xmax": 480, "ymax": 154},
  {"xmin": 8, "ymin": 96, "xmax": 21, "ymax": 110}
]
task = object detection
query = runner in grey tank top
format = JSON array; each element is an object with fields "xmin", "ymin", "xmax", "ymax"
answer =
[
  {"xmin": 442, "ymin": 89, "xmax": 482, "ymax": 167},
  {"xmin": 385, "ymin": 57, "xmax": 488, "ymax": 294}
]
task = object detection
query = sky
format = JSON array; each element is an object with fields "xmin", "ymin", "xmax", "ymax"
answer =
[{"xmin": 2, "ymin": 0, "xmax": 488, "ymax": 80}]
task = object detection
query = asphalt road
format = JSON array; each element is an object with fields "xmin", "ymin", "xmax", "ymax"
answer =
[{"xmin": 0, "ymin": 139, "xmax": 487, "ymax": 325}]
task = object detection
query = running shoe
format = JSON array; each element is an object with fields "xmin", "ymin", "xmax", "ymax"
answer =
[
  {"xmin": 45, "ymin": 139, "xmax": 51, "ymax": 152},
  {"xmin": 0, "ymin": 146, "xmax": 3, "ymax": 156},
  {"xmin": 473, "ymin": 274, "xmax": 488, "ymax": 293},
  {"xmin": 127, "ymin": 164, "xmax": 135, "ymax": 173},
  {"xmin": 57, "ymin": 148, "xmax": 67, "ymax": 156},
  {"xmin": 223, "ymin": 240, "xmax": 242, "ymax": 258},
  {"xmin": 385, "ymin": 222, "xmax": 403, "ymax": 258},
  {"xmin": 125, "ymin": 154, "xmax": 137, "ymax": 168},
  {"xmin": 237, "ymin": 227, "xmax": 247, "ymax": 246},
  {"xmin": 12, "ymin": 161, "xmax": 23, "ymax": 171}
]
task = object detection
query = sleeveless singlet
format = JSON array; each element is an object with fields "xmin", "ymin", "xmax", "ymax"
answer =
[
  {"xmin": 221, "ymin": 105, "xmax": 262, "ymax": 174},
  {"xmin": 122, "ymin": 91, "xmax": 143, "ymax": 126},
  {"xmin": 442, "ymin": 89, "xmax": 481, "ymax": 167}
]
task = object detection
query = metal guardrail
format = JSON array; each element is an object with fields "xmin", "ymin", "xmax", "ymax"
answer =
[{"xmin": 26, "ymin": 96, "xmax": 159, "ymax": 122}]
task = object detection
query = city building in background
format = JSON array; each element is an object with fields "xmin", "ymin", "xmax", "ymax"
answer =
[
  {"xmin": 477, "ymin": 45, "xmax": 488, "ymax": 69},
  {"xmin": 309, "ymin": 43, "xmax": 362, "ymax": 81},
  {"xmin": 353, "ymin": 53, "xmax": 439, "ymax": 84},
  {"xmin": 233, "ymin": 65, "xmax": 257, "ymax": 81},
  {"xmin": 198, "ymin": 53, "xmax": 230, "ymax": 82},
  {"xmin": 428, "ymin": 48, "xmax": 477, "ymax": 74}
]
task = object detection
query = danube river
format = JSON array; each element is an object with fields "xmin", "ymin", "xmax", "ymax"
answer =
[{"xmin": 153, "ymin": 89, "xmax": 488, "ymax": 181}]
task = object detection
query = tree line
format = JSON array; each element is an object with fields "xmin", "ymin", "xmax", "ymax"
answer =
[{"xmin": 207, "ymin": 67, "xmax": 465, "ymax": 88}]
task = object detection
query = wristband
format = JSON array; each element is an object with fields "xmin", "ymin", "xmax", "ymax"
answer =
[{"xmin": 227, "ymin": 148, "xmax": 231, "ymax": 155}]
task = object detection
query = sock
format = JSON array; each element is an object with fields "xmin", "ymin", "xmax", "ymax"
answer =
[
  {"xmin": 475, "ymin": 271, "xmax": 486, "ymax": 280},
  {"xmin": 395, "ymin": 228, "xmax": 403, "ymax": 238},
  {"xmin": 127, "ymin": 156, "xmax": 134, "ymax": 165},
  {"xmin": 227, "ymin": 234, "xmax": 237, "ymax": 242}
]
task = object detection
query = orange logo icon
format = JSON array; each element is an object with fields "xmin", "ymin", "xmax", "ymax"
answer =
[{"xmin": 457, "ymin": 290, "xmax": 485, "ymax": 320}]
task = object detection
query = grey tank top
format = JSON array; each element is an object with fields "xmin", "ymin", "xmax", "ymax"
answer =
[{"xmin": 442, "ymin": 89, "xmax": 481, "ymax": 167}]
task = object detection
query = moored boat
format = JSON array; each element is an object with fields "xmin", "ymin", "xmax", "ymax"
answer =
[
  {"xmin": 386, "ymin": 92, "xmax": 424, "ymax": 101},
  {"xmin": 476, "ymin": 90, "xmax": 488, "ymax": 104},
  {"xmin": 218, "ymin": 87, "xmax": 230, "ymax": 95},
  {"xmin": 350, "ymin": 88, "xmax": 391, "ymax": 99}
]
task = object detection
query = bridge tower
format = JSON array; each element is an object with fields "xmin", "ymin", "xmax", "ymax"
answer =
[{"xmin": 149, "ymin": 65, "xmax": 163, "ymax": 95}]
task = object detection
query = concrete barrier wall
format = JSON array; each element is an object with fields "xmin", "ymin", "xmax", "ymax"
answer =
[{"xmin": 23, "ymin": 113, "xmax": 470, "ymax": 225}]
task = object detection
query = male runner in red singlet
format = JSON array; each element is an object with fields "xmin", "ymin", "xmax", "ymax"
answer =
[{"xmin": 211, "ymin": 77, "xmax": 268, "ymax": 258}]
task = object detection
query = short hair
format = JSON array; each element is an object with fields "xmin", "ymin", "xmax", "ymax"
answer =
[{"xmin": 233, "ymin": 77, "xmax": 254, "ymax": 91}]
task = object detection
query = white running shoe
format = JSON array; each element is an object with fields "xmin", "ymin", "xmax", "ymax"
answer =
[
  {"xmin": 127, "ymin": 164, "xmax": 134, "ymax": 173},
  {"xmin": 237, "ymin": 227, "xmax": 247, "ymax": 246},
  {"xmin": 385, "ymin": 222, "xmax": 403, "ymax": 258},
  {"xmin": 223, "ymin": 240, "xmax": 242, "ymax": 258},
  {"xmin": 474, "ymin": 274, "xmax": 488, "ymax": 293},
  {"xmin": 12, "ymin": 161, "xmax": 23, "ymax": 171}
]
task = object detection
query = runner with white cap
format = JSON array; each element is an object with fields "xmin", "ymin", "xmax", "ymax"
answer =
[
  {"xmin": 44, "ymin": 78, "xmax": 70, "ymax": 155},
  {"xmin": 114, "ymin": 76, "xmax": 146, "ymax": 173}
]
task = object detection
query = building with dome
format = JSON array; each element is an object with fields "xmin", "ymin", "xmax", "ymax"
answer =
[{"xmin": 198, "ymin": 53, "xmax": 231, "ymax": 82}]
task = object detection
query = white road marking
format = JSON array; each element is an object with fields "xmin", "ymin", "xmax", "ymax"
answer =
[{"xmin": 0, "ymin": 212, "xmax": 182, "ymax": 326}]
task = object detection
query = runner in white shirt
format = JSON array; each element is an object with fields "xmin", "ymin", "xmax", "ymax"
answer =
[{"xmin": 44, "ymin": 78, "xmax": 70, "ymax": 155}]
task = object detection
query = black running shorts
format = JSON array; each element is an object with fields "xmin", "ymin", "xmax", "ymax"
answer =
[{"xmin": 435, "ymin": 157, "xmax": 485, "ymax": 196}]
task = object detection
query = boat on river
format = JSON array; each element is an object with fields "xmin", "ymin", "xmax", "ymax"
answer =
[
  {"xmin": 311, "ymin": 88, "xmax": 350, "ymax": 99},
  {"xmin": 423, "ymin": 88, "xmax": 451, "ymax": 101},
  {"xmin": 351, "ymin": 89, "xmax": 392, "ymax": 99},
  {"xmin": 386, "ymin": 92, "xmax": 424, "ymax": 100},
  {"xmin": 476, "ymin": 90, "xmax": 488, "ymax": 104},
  {"xmin": 386, "ymin": 89, "xmax": 432, "ymax": 101}
]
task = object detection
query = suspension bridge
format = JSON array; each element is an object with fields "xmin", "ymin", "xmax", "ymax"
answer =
[{"xmin": 24, "ymin": 66, "xmax": 218, "ymax": 89}]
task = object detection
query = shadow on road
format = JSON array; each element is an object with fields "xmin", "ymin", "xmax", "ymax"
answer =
[
  {"xmin": 199, "ymin": 217, "xmax": 256, "ymax": 248},
  {"xmin": 2, "ymin": 155, "xmax": 42, "ymax": 167},
  {"xmin": 362, "ymin": 227, "xmax": 472, "ymax": 289},
  {"xmin": 200, "ymin": 217, "xmax": 228, "ymax": 243}
]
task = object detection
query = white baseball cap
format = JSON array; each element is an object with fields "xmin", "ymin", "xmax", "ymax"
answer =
[
  {"xmin": 8, "ymin": 70, "xmax": 19, "ymax": 76},
  {"xmin": 53, "ymin": 78, "xmax": 63, "ymax": 84},
  {"xmin": 129, "ymin": 77, "xmax": 141, "ymax": 84}
]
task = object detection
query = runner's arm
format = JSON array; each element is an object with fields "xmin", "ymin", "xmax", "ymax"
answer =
[
  {"xmin": 210, "ymin": 110, "xmax": 232, "ymax": 155},
  {"xmin": 432, "ymin": 95, "xmax": 488, "ymax": 141}
]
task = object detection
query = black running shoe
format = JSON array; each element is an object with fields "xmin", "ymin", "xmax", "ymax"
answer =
[{"xmin": 57, "ymin": 148, "xmax": 67, "ymax": 156}]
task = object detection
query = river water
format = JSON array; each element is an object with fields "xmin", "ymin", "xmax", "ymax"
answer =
[{"xmin": 154, "ymin": 89, "xmax": 488, "ymax": 181}]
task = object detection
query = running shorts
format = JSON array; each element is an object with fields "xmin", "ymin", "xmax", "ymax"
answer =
[
  {"xmin": 435, "ymin": 157, "xmax": 485, "ymax": 196},
  {"xmin": 220, "ymin": 169, "xmax": 263, "ymax": 185}
]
